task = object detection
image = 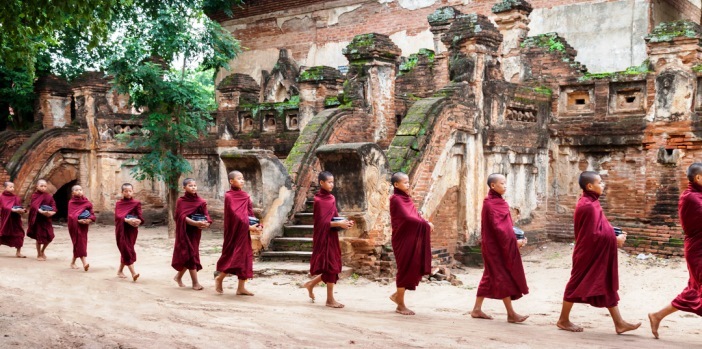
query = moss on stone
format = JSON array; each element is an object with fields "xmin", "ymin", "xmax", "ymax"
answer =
[
  {"xmin": 324, "ymin": 96, "xmax": 340, "ymax": 107},
  {"xmin": 521, "ymin": 33, "xmax": 566, "ymax": 53},
  {"xmin": 646, "ymin": 20, "xmax": 702, "ymax": 43},
  {"xmin": 693, "ymin": 64, "xmax": 702, "ymax": 73},
  {"xmin": 427, "ymin": 6, "xmax": 458, "ymax": 26},
  {"xmin": 298, "ymin": 67, "xmax": 325, "ymax": 81},
  {"xmin": 398, "ymin": 48, "xmax": 436, "ymax": 76},
  {"xmin": 491, "ymin": 0, "xmax": 533, "ymax": 14},
  {"xmin": 578, "ymin": 60, "xmax": 652, "ymax": 82}
]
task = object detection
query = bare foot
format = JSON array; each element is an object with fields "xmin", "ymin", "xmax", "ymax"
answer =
[
  {"xmin": 117, "ymin": 272, "xmax": 128, "ymax": 279},
  {"xmin": 15, "ymin": 254, "xmax": 26, "ymax": 258},
  {"xmin": 37, "ymin": 255, "xmax": 46, "ymax": 261},
  {"xmin": 83, "ymin": 264, "xmax": 90, "ymax": 272},
  {"xmin": 396, "ymin": 305, "xmax": 415, "ymax": 315},
  {"xmin": 215, "ymin": 277, "xmax": 224, "ymax": 294},
  {"xmin": 326, "ymin": 300, "xmax": 345, "ymax": 309},
  {"xmin": 236, "ymin": 288, "xmax": 255, "ymax": 296},
  {"xmin": 507, "ymin": 313, "xmax": 529, "ymax": 323},
  {"xmin": 615, "ymin": 321, "xmax": 641, "ymax": 335},
  {"xmin": 132, "ymin": 274, "xmax": 140, "ymax": 282},
  {"xmin": 470, "ymin": 310, "xmax": 494, "ymax": 320},
  {"xmin": 648, "ymin": 313, "xmax": 660, "ymax": 339},
  {"xmin": 557, "ymin": 320, "xmax": 584, "ymax": 332},
  {"xmin": 70, "ymin": 263, "xmax": 79, "ymax": 269},
  {"xmin": 173, "ymin": 274, "xmax": 186, "ymax": 287},
  {"xmin": 192, "ymin": 283, "xmax": 204, "ymax": 291},
  {"xmin": 303, "ymin": 281, "xmax": 315, "ymax": 302}
]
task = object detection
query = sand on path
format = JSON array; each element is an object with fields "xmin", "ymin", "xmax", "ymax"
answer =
[{"xmin": 0, "ymin": 225, "xmax": 700, "ymax": 349}]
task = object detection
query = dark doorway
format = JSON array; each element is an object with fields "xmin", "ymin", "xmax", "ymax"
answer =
[{"xmin": 53, "ymin": 180, "xmax": 77, "ymax": 223}]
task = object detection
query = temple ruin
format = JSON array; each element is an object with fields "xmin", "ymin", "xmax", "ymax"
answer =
[{"xmin": 2, "ymin": 0, "xmax": 702, "ymax": 276}]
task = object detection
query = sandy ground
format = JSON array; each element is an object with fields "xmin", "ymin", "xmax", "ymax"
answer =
[{"xmin": 0, "ymin": 225, "xmax": 701, "ymax": 349}]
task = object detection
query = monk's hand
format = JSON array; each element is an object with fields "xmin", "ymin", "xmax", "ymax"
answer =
[
  {"xmin": 428, "ymin": 222, "xmax": 434, "ymax": 231},
  {"xmin": 199, "ymin": 221, "xmax": 210, "ymax": 229},
  {"xmin": 518, "ymin": 237, "xmax": 528, "ymax": 248},
  {"xmin": 79, "ymin": 219, "xmax": 92, "ymax": 225},
  {"xmin": 344, "ymin": 220, "xmax": 354, "ymax": 229},
  {"xmin": 12, "ymin": 208, "xmax": 26, "ymax": 214},
  {"xmin": 249, "ymin": 224, "xmax": 263, "ymax": 233},
  {"xmin": 616, "ymin": 232, "xmax": 627, "ymax": 247}
]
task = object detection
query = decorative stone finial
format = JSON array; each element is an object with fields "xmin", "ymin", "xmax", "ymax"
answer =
[
  {"xmin": 342, "ymin": 33, "xmax": 401, "ymax": 62},
  {"xmin": 441, "ymin": 14, "xmax": 503, "ymax": 51},
  {"xmin": 491, "ymin": 0, "xmax": 533, "ymax": 15}
]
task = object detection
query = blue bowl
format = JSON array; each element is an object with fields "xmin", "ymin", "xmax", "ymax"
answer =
[
  {"xmin": 78, "ymin": 210, "xmax": 91, "ymax": 219},
  {"xmin": 249, "ymin": 216, "xmax": 260, "ymax": 226},
  {"xmin": 190, "ymin": 214, "xmax": 207, "ymax": 222},
  {"xmin": 613, "ymin": 227, "xmax": 623, "ymax": 236},
  {"xmin": 513, "ymin": 226, "xmax": 526, "ymax": 240},
  {"xmin": 39, "ymin": 205, "xmax": 54, "ymax": 211}
]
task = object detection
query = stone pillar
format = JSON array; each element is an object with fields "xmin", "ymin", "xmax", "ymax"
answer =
[
  {"xmin": 492, "ymin": 0, "xmax": 533, "ymax": 83},
  {"xmin": 645, "ymin": 21, "xmax": 702, "ymax": 122},
  {"xmin": 441, "ymin": 14, "xmax": 503, "ymax": 85},
  {"xmin": 34, "ymin": 75, "xmax": 72, "ymax": 129},
  {"xmin": 297, "ymin": 66, "xmax": 343, "ymax": 131},
  {"xmin": 71, "ymin": 72, "xmax": 111, "ymax": 202},
  {"xmin": 427, "ymin": 6, "xmax": 462, "ymax": 90},
  {"xmin": 342, "ymin": 33, "xmax": 401, "ymax": 147},
  {"xmin": 215, "ymin": 73, "xmax": 260, "ymax": 140},
  {"xmin": 427, "ymin": 6, "xmax": 462, "ymax": 54}
]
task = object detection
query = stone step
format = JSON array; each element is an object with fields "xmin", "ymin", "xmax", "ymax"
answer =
[
  {"xmin": 252, "ymin": 262, "xmax": 353, "ymax": 279},
  {"xmin": 294, "ymin": 212, "xmax": 314, "ymax": 225},
  {"xmin": 283, "ymin": 224, "xmax": 314, "ymax": 238},
  {"xmin": 259, "ymin": 250, "xmax": 312, "ymax": 262},
  {"xmin": 268, "ymin": 237, "xmax": 313, "ymax": 252}
]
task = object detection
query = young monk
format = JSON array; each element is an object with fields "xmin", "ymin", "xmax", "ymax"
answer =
[
  {"xmin": 215, "ymin": 171, "xmax": 263, "ymax": 295},
  {"xmin": 389, "ymin": 172, "xmax": 433, "ymax": 316},
  {"xmin": 304, "ymin": 171, "xmax": 354, "ymax": 308},
  {"xmin": 0, "ymin": 181, "xmax": 27, "ymax": 258},
  {"xmin": 115, "ymin": 183, "xmax": 143, "ymax": 281},
  {"xmin": 471, "ymin": 173, "xmax": 529, "ymax": 322},
  {"xmin": 172, "ymin": 178, "xmax": 211, "ymax": 290},
  {"xmin": 27, "ymin": 179, "xmax": 56, "ymax": 260},
  {"xmin": 557, "ymin": 171, "xmax": 641, "ymax": 334},
  {"xmin": 67, "ymin": 185, "xmax": 95, "ymax": 271},
  {"xmin": 649, "ymin": 163, "xmax": 702, "ymax": 339}
]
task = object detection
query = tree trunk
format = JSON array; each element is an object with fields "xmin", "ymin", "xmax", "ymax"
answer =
[{"xmin": 167, "ymin": 185, "xmax": 179, "ymax": 239}]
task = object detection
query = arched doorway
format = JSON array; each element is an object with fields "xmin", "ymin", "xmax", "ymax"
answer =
[{"xmin": 53, "ymin": 180, "xmax": 77, "ymax": 223}]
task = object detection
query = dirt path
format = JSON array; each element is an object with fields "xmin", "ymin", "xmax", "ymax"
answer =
[{"xmin": 0, "ymin": 225, "xmax": 700, "ymax": 348}]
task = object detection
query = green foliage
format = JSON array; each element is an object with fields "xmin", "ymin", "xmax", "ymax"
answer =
[
  {"xmin": 0, "ymin": 51, "xmax": 52, "ymax": 130},
  {"xmin": 105, "ymin": 1, "xmax": 242, "ymax": 190},
  {"xmin": 0, "ymin": 0, "xmax": 120, "ymax": 78},
  {"xmin": 398, "ymin": 49, "xmax": 436, "ymax": 76}
]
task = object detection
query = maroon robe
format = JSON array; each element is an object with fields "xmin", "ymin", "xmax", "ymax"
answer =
[
  {"xmin": 115, "ymin": 198, "xmax": 143, "ymax": 266},
  {"xmin": 563, "ymin": 190, "xmax": 619, "ymax": 308},
  {"xmin": 671, "ymin": 182, "xmax": 702, "ymax": 315},
  {"xmin": 27, "ymin": 191, "xmax": 56, "ymax": 244},
  {"xmin": 390, "ymin": 189, "xmax": 431, "ymax": 290},
  {"xmin": 67, "ymin": 196, "xmax": 96, "ymax": 258},
  {"xmin": 216, "ymin": 187, "xmax": 254, "ymax": 279},
  {"xmin": 171, "ymin": 193, "xmax": 211, "ymax": 271},
  {"xmin": 0, "ymin": 191, "xmax": 25, "ymax": 248},
  {"xmin": 477, "ymin": 189, "xmax": 529, "ymax": 300},
  {"xmin": 309, "ymin": 189, "xmax": 342, "ymax": 283}
]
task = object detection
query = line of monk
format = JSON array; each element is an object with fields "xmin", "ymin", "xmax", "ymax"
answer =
[{"xmin": 1, "ymin": 163, "xmax": 701, "ymax": 340}]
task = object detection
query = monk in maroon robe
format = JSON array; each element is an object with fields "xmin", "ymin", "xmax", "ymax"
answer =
[
  {"xmin": 215, "ymin": 171, "xmax": 263, "ymax": 295},
  {"xmin": 389, "ymin": 172, "xmax": 432, "ymax": 316},
  {"xmin": 115, "ymin": 183, "xmax": 143, "ymax": 282},
  {"xmin": 471, "ymin": 174, "xmax": 529, "ymax": 322},
  {"xmin": 649, "ymin": 163, "xmax": 702, "ymax": 338},
  {"xmin": 67, "ymin": 185, "xmax": 95, "ymax": 271},
  {"xmin": 557, "ymin": 171, "xmax": 640, "ymax": 334},
  {"xmin": 304, "ymin": 171, "xmax": 354, "ymax": 308},
  {"xmin": 172, "ymin": 178, "xmax": 211, "ymax": 291},
  {"xmin": 27, "ymin": 179, "xmax": 56, "ymax": 260},
  {"xmin": 0, "ymin": 181, "xmax": 27, "ymax": 257}
]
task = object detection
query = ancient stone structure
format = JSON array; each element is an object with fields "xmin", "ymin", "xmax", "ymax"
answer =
[{"xmin": 3, "ymin": 0, "xmax": 702, "ymax": 277}]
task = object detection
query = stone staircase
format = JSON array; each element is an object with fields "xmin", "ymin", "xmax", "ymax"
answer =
[{"xmin": 260, "ymin": 198, "xmax": 315, "ymax": 261}]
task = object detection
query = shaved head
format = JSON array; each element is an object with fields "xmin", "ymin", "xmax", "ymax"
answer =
[
  {"xmin": 3, "ymin": 181, "xmax": 12, "ymax": 187},
  {"xmin": 578, "ymin": 171, "xmax": 600, "ymax": 190},
  {"xmin": 182, "ymin": 178, "xmax": 196, "ymax": 187},
  {"xmin": 487, "ymin": 173, "xmax": 505, "ymax": 187},
  {"xmin": 37, "ymin": 179, "xmax": 47, "ymax": 186},
  {"xmin": 228, "ymin": 170, "xmax": 243, "ymax": 180},
  {"xmin": 72, "ymin": 185, "xmax": 82, "ymax": 192},
  {"xmin": 391, "ymin": 172, "xmax": 408, "ymax": 185},
  {"xmin": 121, "ymin": 183, "xmax": 133, "ymax": 191},
  {"xmin": 688, "ymin": 163, "xmax": 702, "ymax": 182},
  {"xmin": 318, "ymin": 171, "xmax": 333, "ymax": 182}
]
